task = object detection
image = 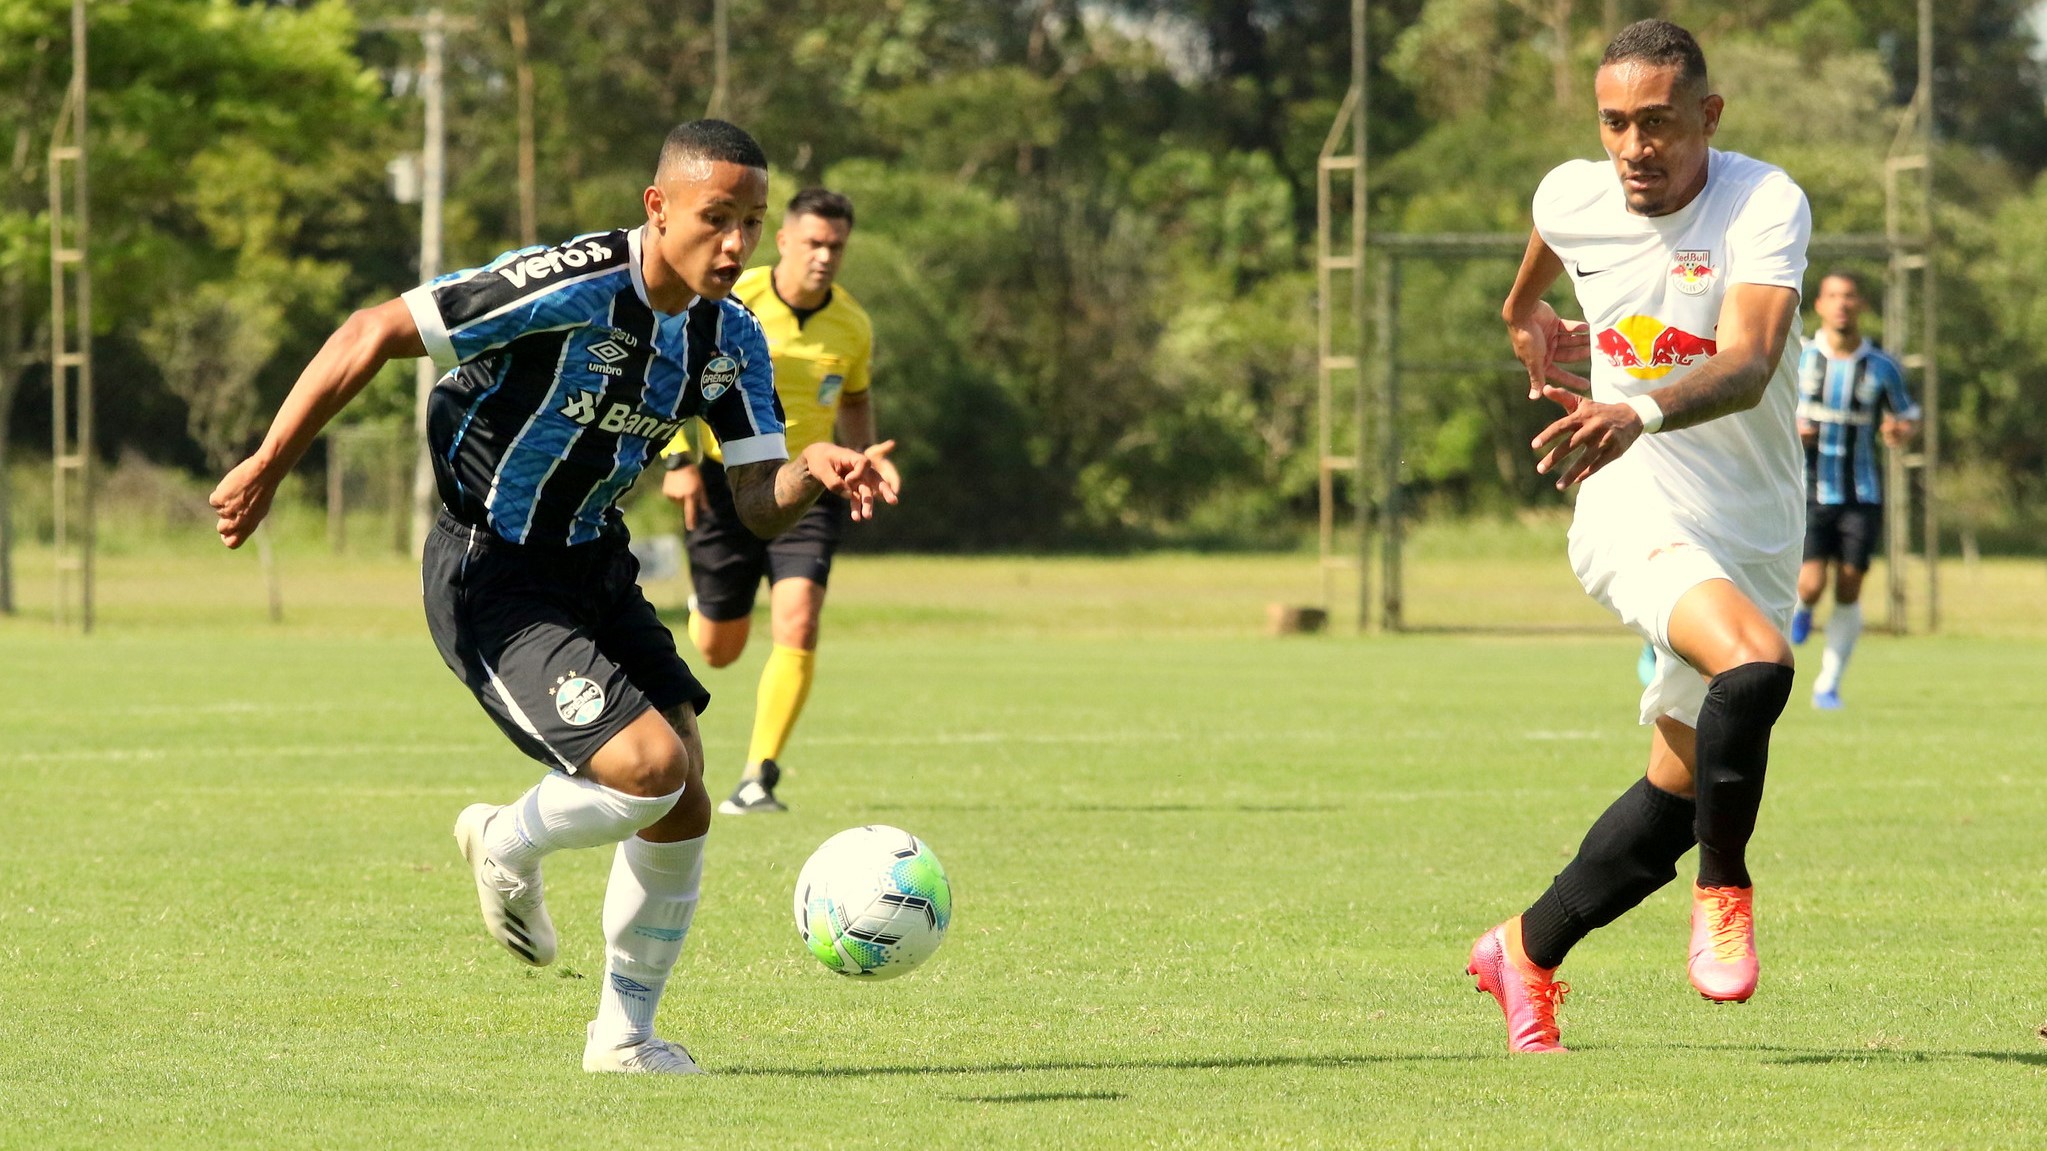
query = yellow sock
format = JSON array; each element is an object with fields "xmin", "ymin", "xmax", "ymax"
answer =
[{"xmin": 747, "ymin": 644, "xmax": 815, "ymax": 770}]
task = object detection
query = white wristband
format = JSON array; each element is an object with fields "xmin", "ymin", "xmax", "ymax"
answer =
[{"xmin": 1623, "ymin": 393, "xmax": 1664, "ymax": 434}]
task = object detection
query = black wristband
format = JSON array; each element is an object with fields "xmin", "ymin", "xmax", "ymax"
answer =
[{"xmin": 661, "ymin": 452, "xmax": 695, "ymax": 472}]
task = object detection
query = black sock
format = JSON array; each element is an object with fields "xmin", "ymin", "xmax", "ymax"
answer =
[
  {"xmin": 1693, "ymin": 662, "xmax": 1794, "ymax": 889},
  {"xmin": 1519, "ymin": 777, "xmax": 1698, "ymax": 969}
]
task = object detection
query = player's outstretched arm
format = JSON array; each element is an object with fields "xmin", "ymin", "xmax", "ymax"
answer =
[
  {"xmin": 210, "ymin": 298, "xmax": 426, "ymax": 549},
  {"xmin": 1531, "ymin": 282, "xmax": 1801, "ymax": 489},
  {"xmin": 1501, "ymin": 230, "xmax": 1590, "ymax": 399},
  {"xmin": 725, "ymin": 441, "xmax": 899, "ymax": 539}
]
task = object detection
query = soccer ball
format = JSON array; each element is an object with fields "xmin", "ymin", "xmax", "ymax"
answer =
[{"xmin": 794, "ymin": 825, "xmax": 952, "ymax": 980}]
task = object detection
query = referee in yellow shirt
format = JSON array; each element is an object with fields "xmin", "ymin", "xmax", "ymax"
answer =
[{"xmin": 660, "ymin": 187, "xmax": 896, "ymax": 814}]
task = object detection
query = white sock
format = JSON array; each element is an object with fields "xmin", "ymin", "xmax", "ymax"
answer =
[
  {"xmin": 591, "ymin": 834, "xmax": 706, "ymax": 1047},
  {"xmin": 485, "ymin": 772, "xmax": 682, "ymax": 875},
  {"xmin": 1815, "ymin": 601, "xmax": 1863, "ymax": 695}
]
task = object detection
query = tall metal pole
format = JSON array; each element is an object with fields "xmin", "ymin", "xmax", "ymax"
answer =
[
  {"xmin": 48, "ymin": 0, "xmax": 93, "ymax": 632},
  {"xmin": 1350, "ymin": 0, "xmax": 1372, "ymax": 632},
  {"xmin": 510, "ymin": 0, "xmax": 539, "ymax": 246},
  {"xmin": 707, "ymin": 0, "xmax": 729, "ymax": 118},
  {"xmin": 409, "ymin": 9, "xmax": 447, "ymax": 558},
  {"xmin": 1376, "ymin": 258, "xmax": 1401, "ymax": 632},
  {"xmin": 1311, "ymin": 1, "xmax": 1370, "ymax": 631},
  {"xmin": 1916, "ymin": 0, "xmax": 1940, "ymax": 632}
]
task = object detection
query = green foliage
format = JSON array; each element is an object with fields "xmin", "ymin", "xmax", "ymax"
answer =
[{"xmin": 6, "ymin": 0, "xmax": 2047, "ymax": 549}]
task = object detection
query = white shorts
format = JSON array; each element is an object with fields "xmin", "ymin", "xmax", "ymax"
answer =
[{"xmin": 1569, "ymin": 515, "xmax": 1798, "ymax": 728}]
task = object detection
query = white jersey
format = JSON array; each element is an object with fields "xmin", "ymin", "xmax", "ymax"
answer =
[{"xmin": 1535, "ymin": 149, "xmax": 1811, "ymax": 559}]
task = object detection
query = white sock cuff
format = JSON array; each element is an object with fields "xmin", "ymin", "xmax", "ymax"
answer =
[
  {"xmin": 606, "ymin": 785, "xmax": 687, "ymax": 832},
  {"xmin": 622, "ymin": 833, "xmax": 707, "ymax": 881},
  {"xmin": 504, "ymin": 774, "xmax": 685, "ymax": 857}
]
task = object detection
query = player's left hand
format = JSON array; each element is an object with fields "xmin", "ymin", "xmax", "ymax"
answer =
[
  {"xmin": 1530, "ymin": 384, "xmax": 1645, "ymax": 489},
  {"xmin": 800, "ymin": 441, "xmax": 899, "ymax": 522}
]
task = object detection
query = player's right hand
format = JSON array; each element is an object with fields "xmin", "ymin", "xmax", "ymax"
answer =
[
  {"xmin": 1505, "ymin": 301, "xmax": 1592, "ymax": 400},
  {"xmin": 209, "ymin": 456, "xmax": 277, "ymax": 550},
  {"xmin": 1531, "ymin": 384, "xmax": 1644, "ymax": 489},
  {"xmin": 800, "ymin": 441, "xmax": 899, "ymax": 522},
  {"xmin": 662, "ymin": 464, "xmax": 705, "ymax": 531},
  {"xmin": 861, "ymin": 440, "xmax": 902, "ymax": 499}
]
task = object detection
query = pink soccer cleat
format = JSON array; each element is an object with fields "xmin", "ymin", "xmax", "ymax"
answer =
[
  {"xmin": 1689, "ymin": 883, "xmax": 1758, "ymax": 1002},
  {"xmin": 1467, "ymin": 917, "xmax": 1570, "ymax": 1053}
]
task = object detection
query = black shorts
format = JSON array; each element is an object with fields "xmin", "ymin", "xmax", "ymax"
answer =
[
  {"xmin": 423, "ymin": 512, "xmax": 708, "ymax": 772},
  {"xmin": 1803, "ymin": 502, "xmax": 1883, "ymax": 570},
  {"xmin": 685, "ymin": 459, "xmax": 849, "ymax": 622}
]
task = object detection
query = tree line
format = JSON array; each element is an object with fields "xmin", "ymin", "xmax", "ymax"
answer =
[{"xmin": 2, "ymin": 0, "xmax": 2044, "ymax": 610}]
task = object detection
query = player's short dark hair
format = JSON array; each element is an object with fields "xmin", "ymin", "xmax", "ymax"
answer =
[
  {"xmin": 1818, "ymin": 268, "xmax": 1864, "ymax": 293},
  {"xmin": 656, "ymin": 119, "xmax": 768, "ymax": 180},
  {"xmin": 786, "ymin": 187, "xmax": 855, "ymax": 228},
  {"xmin": 1601, "ymin": 19, "xmax": 1708, "ymax": 94}
]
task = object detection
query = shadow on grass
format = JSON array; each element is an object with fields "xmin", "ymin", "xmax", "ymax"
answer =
[
  {"xmin": 869, "ymin": 803, "xmax": 1345, "ymax": 815},
  {"xmin": 1669, "ymin": 1043, "xmax": 2047, "ymax": 1068},
  {"xmin": 1396, "ymin": 624, "xmax": 1616, "ymax": 637},
  {"xmin": 959, "ymin": 1090, "xmax": 1127, "ymax": 1104},
  {"xmin": 722, "ymin": 1052, "xmax": 1481, "ymax": 1080}
]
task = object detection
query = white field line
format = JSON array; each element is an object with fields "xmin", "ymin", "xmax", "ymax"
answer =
[{"xmin": 1, "ymin": 743, "xmax": 490, "ymax": 765}]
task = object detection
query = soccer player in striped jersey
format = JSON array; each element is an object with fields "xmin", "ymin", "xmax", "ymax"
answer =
[
  {"xmin": 1790, "ymin": 270, "xmax": 1920, "ymax": 710},
  {"xmin": 659, "ymin": 187, "xmax": 892, "ymax": 815},
  {"xmin": 210, "ymin": 120, "xmax": 895, "ymax": 1075}
]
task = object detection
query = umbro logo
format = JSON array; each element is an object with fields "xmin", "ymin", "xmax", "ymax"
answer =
[{"xmin": 588, "ymin": 340, "xmax": 628, "ymax": 364}]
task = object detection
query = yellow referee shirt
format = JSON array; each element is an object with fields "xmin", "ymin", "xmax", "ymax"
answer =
[{"xmin": 665, "ymin": 265, "xmax": 873, "ymax": 464}]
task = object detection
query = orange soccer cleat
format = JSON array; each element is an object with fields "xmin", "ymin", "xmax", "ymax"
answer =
[
  {"xmin": 1467, "ymin": 917, "xmax": 1570, "ymax": 1053},
  {"xmin": 1689, "ymin": 883, "xmax": 1758, "ymax": 1002}
]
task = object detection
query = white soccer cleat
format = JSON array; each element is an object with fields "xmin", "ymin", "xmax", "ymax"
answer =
[
  {"xmin": 583, "ymin": 1023, "xmax": 706, "ymax": 1075},
  {"xmin": 452, "ymin": 803, "xmax": 557, "ymax": 967}
]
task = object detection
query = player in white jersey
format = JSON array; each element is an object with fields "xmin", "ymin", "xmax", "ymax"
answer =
[{"xmin": 1465, "ymin": 20, "xmax": 1810, "ymax": 1053}]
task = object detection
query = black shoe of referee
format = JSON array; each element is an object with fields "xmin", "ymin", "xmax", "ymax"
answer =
[{"xmin": 718, "ymin": 759, "xmax": 787, "ymax": 814}]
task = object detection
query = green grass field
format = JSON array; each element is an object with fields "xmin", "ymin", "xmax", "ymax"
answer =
[{"xmin": 3, "ymin": 532, "xmax": 2045, "ymax": 1148}]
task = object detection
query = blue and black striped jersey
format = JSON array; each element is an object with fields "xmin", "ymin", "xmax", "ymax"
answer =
[
  {"xmin": 1796, "ymin": 339, "xmax": 1918, "ymax": 507},
  {"xmin": 402, "ymin": 226, "xmax": 786, "ymax": 546}
]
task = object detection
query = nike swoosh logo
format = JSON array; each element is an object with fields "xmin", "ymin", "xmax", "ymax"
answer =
[{"xmin": 1576, "ymin": 265, "xmax": 1611, "ymax": 278}]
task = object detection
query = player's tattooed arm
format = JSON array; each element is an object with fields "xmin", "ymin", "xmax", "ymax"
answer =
[
  {"xmin": 726, "ymin": 442, "xmax": 900, "ymax": 539},
  {"xmin": 1638, "ymin": 283, "xmax": 1802, "ymax": 432},
  {"xmin": 1531, "ymin": 283, "xmax": 1800, "ymax": 489}
]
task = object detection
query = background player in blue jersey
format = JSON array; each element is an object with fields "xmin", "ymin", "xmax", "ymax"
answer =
[
  {"xmin": 209, "ymin": 120, "xmax": 896, "ymax": 1076},
  {"xmin": 1791, "ymin": 271, "xmax": 1920, "ymax": 710}
]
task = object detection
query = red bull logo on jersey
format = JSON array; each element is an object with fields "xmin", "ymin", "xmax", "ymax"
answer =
[
  {"xmin": 1594, "ymin": 315, "xmax": 1717, "ymax": 381},
  {"xmin": 1670, "ymin": 249, "xmax": 1714, "ymax": 296}
]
